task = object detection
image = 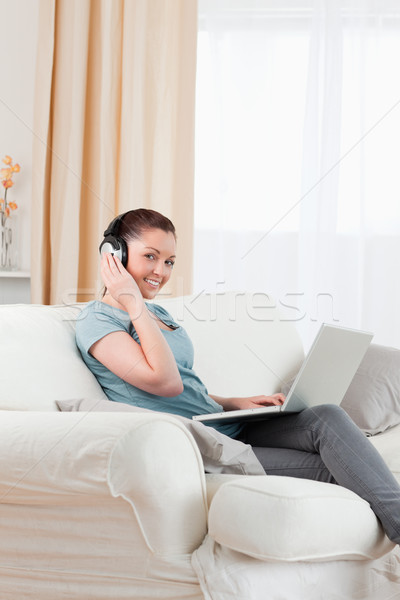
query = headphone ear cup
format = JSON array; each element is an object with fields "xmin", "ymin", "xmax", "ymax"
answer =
[
  {"xmin": 99, "ymin": 235, "xmax": 128, "ymax": 267},
  {"xmin": 119, "ymin": 237, "xmax": 128, "ymax": 267}
]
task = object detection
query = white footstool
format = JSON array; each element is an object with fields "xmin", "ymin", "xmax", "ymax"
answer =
[{"xmin": 206, "ymin": 474, "xmax": 395, "ymax": 562}]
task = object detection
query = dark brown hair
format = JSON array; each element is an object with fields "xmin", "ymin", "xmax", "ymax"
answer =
[{"xmin": 118, "ymin": 208, "xmax": 176, "ymax": 244}]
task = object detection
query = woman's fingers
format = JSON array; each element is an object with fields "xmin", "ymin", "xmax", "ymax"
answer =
[
  {"xmin": 109, "ymin": 253, "xmax": 125, "ymax": 273},
  {"xmin": 100, "ymin": 254, "xmax": 114, "ymax": 281},
  {"xmin": 264, "ymin": 396, "xmax": 282, "ymax": 406},
  {"xmin": 100, "ymin": 252, "xmax": 142, "ymax": 307},
  {"xmin": 271, "ymin": 393, "xmax": 286, "ymax": 404},
  {"xmin": 255, "ymin": 394, "xmax": 285, "ymax": 406},
  {"xmin": 104, "ymin": 252, "xmax": 120, "ymax": 273},
  {"xmin": 102, "ymin": 253, "xmax": 123, "ymax": 280},
  {"xmin": 101, "ymin": 254, "xmax": 124, "ymax": 291}
]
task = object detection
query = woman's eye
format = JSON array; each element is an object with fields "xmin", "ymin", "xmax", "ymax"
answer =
[{"xmin": 144, "ymin": 254, "xmax": 174, "ymax": 267}]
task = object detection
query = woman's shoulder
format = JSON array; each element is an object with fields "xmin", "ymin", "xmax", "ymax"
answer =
[
  {"xmin": 77, "ymin": 300, "xmax": 111, "ymax": 319},
  {"xmin": 76, "ymin": 300, "xmax": 131, "ymax": 330},
  {"xmin": 75, "ymin": 300, "xmax": 132, "ymax": 351},
  {"xmin": 76, "ymin": 300, "xmax": 97, "ymax": 324}
]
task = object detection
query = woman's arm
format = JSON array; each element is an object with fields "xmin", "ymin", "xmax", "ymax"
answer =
[
  {"xmin": 90, "ymin": 254, "xmax": 183, "ymax": 397},
  {"xmin": 209, "ymin": 394, "xmax": 285, "ymax": 411}
]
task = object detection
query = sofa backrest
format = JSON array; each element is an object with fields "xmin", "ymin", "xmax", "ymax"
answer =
[
  {"xmin": 157, "ymin": 291, "xmax": 304, "ymax": 398},
  {"xmin": 0, "ymin": 303, "xmax": 108, "ymax": 411},
  {"xmin": 1, "ymin": 292, "xmax": 304, "ymax": 411}
]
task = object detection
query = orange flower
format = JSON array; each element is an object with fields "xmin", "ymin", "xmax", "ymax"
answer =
[{"xmin": 0, "ymin": 156, "xmax": 21, "ymax": 216}]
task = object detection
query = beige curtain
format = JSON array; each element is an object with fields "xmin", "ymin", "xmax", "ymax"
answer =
[{"xmin": 31, "ymin": 0, "xmax": 197, "ymax": 304}]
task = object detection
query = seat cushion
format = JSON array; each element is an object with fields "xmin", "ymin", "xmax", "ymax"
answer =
[{"xmin": 208, "ymin": 476, "xmax": 395, "ymax": 562}]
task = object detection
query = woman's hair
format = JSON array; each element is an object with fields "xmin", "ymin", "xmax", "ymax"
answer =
[{"xmin": 118, "ymin": 208, "xmax": 176, "ymax": 244}]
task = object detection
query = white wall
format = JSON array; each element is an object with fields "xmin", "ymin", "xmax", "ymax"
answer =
[{"xmin": 0, "ymin": 0, "xmax": 39, "ymax": 300}]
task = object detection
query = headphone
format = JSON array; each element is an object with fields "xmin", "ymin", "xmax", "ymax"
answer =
[{"xmin": 99, "ymin": 212, "xmax": 129, "ymax": 267}]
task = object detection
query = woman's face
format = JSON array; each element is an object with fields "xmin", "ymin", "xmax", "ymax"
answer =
[{"xmin": 126, "ymin": 228, "xmax": 176, "ymax": 299}]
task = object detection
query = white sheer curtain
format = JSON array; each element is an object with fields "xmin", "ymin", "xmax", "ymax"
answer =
[{"xmin": 194, "ymin": 0, "xmax": 400, "ymax": 348}]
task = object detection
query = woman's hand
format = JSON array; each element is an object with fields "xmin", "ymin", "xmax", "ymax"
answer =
[
  {"xmin": 210, "ymin": 393, "xmax": 285, "ymax": 411},
  {"xmin": 233, "ymin": 394, "xmax": 285, "ymax": 410},
  {"xmin": 93, "ymin": 252, "xmax": 183, "ymax": 397},
  {"xmin": 101, "ymin": 253, "xmax": 143, "ymax": 312}
]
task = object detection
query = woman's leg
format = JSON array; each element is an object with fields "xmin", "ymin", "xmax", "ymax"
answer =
[
  {"xmin": 250, "ymin": 446, "xmax": 336, "ymax": 483},
  {"xmin": 241, "ymin": 404, "xmax": 400, "ymax": 544}
]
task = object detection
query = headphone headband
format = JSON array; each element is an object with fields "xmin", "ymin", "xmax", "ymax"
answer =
[{"xmin": 103, "ymin": 211, "xmax": 129, "ymax": 237}]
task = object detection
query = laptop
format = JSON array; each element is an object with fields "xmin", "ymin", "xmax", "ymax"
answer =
[{"xmin": 192, "ymin": 323, "xmax": 373, "ymax": 425}]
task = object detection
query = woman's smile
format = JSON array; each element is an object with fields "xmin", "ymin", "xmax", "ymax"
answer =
[{"xmin": 144, "ymin": 277, "xmax": 161, "ymax": 288}]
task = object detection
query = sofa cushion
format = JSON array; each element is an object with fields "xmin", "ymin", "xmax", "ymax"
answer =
[
  {"xmin": 208, "ymin": 476, "xmax": 395, "ymax": 562},
  {"xmin": 281, "ymin": 343, "xmax": 400, "ymax": 436},
  {"xmin": 0, "ymin": 304, "xmax": 107, "ymax": 411},
  {"xmin": 340, "ymin": 344, "xmax": 400, "ymax": 435}
]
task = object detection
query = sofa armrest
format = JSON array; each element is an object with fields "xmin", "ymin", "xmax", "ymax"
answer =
[{"xmin": 0, "ymin": 411, "xmax": 208, "ymax": 554}]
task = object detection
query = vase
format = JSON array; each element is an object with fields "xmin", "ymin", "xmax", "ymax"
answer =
[{"xmin": 0, "ymin": 211, "xmax": 18, "ymax": 271}]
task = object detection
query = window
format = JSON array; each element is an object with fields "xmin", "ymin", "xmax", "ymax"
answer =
[{"xmin": 194, "ymin": 0, "xmax": 400, "ymax": 347}]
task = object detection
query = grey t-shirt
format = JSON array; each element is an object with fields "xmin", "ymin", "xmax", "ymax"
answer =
[{"xmin": 75, "ymin": 301, "xmax": 243, "ymax": 439}]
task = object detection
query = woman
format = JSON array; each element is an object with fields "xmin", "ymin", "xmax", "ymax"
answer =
[{"xmin": 76, "ymin": 208, "xmax": 400, "ymax": 546}]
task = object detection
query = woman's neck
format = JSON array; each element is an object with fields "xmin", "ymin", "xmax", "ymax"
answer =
[{"xmin": 101, "ymin": 292, "xmax": 130, "ymax": 312}]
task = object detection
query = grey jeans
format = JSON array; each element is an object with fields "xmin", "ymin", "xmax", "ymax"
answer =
[{"xmin": 239, "ymin": 404, "xmax": 400, "ymax": 545}]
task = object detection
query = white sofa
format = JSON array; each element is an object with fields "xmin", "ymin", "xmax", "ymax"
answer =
[{"xmin": 1, "ymin": 291, "xmax": 400, "ymax": 600}]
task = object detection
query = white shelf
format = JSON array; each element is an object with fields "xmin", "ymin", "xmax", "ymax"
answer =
[{"xmin": 0, "ymin": 270, "xmax": 30, "ymax": 278}]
